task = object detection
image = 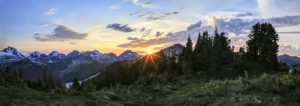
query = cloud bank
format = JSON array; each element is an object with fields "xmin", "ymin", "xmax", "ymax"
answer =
[
  {"xmin": 34, "ymin": 25, "xmax": 88, "ymax": 41},
  {"xmin": 118, "ymin": 13, "xmax": 300, "ymax": 49},
  {"xmin": 146, "ymin": 11, "xmax": 180, "ymax": 21},
  {"xmin": 109, "ymin": 0, "xmax": 154, "ymax": 9},
  {"xmin": 187, "ymin": 15, "xmax": 300, "ymax": 36},
  {"xmin": 106, "ymin": 23, "xmax": 135, "ymax": 33},
  {"xmin": 257, "ymin": 0, "xmax": 300, "ymax": 17},
  {"xmin": 45, "ymin": 8, "xmax": 57, "ymax": 16},
  {"xmin": 279, "ymin": 44, "xmax": 300, "ymax": 56},
  {"xmin": 118, "ymin": 31, "xmax": 187, "ymax": 48}
]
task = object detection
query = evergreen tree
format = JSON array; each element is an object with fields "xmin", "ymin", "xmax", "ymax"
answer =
[
  {"xmin": 167, "ymin": 51, "xmax": 177, "ymax": 80},
  {"xmin": 246, "ymin": 22, "xmax": 279, "ymax": 69},
  {"xmin": 193, "ymin": 31, "xmax": 212, "ymax": 71},
  {"xmin": 193, "ymin": 33, "xmax": 202, "ymax": 54},
  {"xmin": 206, "ymin": 27, "xmax": 233, "ymax": 73},
  {"xmin": 179, "ymin": 35, "xmax": 194, "ymax": 77},
  {"xmin": 79, "ymin": 81, "xmax": 96, "ymax": 93},
  {"xmin": 212, "ymin": 28, "xmax": 222, "ymax": 69},
  {"xmin": 47, "ymin": 73, "xmax": 55, "ymax": 89},
  {"xmin": 184, "ymin": 35, "xmax": 193, "ymax": 61},
  {"xmin": 239, "ymin": 47, "xmax": 246, "ymax": 63},
  {"xmin": 43, "ymin": 70, "xmax": 47, "ymax": 82},
  {"xmin": 72, "ymin": 77, "xmax": 80, "ymax": 90}
]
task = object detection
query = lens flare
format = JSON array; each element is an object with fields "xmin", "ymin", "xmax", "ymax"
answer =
[
  {"xmin": 134, "ymin": 51, "xmax": 161, "ymax": 71},
  {"xmin": 146, "ymin": 50, "xmax": 153, "ymax": 55}
]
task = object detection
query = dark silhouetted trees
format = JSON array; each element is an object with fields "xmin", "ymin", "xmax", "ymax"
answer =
[
  {"xmin": 246, "ymin": 22, "xmax": 279, "ymax": 70},
  {"xmin": 179, "ymin": 35, "xmax": 194, "ymax": 77},
  {"xmin": 71, "ymin": 77, "xmax": 80, "ymax": 90},
  {"xmin": 211, "ymin": 28, "xmax": 233, "ymax": 70},
  {"xmin": 193, "ymin": 31, "xmax": 213, "ymax": 71}
]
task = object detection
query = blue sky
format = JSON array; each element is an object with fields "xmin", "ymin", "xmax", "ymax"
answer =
[{"xmin": 0, "ymin": 0, "xmax": 300, "ymax": 56}]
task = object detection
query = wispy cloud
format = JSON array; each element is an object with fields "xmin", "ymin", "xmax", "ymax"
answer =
[
  {"xmin": 256, "ymin": 0, "xmax": 300, "ymax": 17},
  {"xmin": 106, "ymin": 23, "xmax": 135, "ymax": 33},
  {"xmin": 145, "ymin": 11, "xmax": 180, "ymax": 21},
  {"xmin": 118, "ymin": 31, "xmax": 187, "ymax": 48},
  {"xmin": 109, "ymin": 0, "xmax": 129, "ymax": 9},
  {"xmin": 129, "ymin": 10, "xmax": 181, "ymax": 21},
  {"xmin": 127, "ymin": 37, "xmax": 139, "ymax": 41},
  {"xmin": 34, "ymin": 25, "xmax": 88, "ymax": 41},
  {"xmin": 155, "ymin": 31, "xmax": 163, "ymax": 38},
  {"xmin": 235, "ymin": 12, "xmax": 254, "ymax": 17},
  {"xmin": 140, "ymin": 27, "xmax": 152, "ymax": 37},
  {"xmin": 132, "ymin": 0, "xmax": 154, "ymax": 8},
  {"xmin": 69, "ymin": 41, "xmax": 78, "ymax": 45},
  {"xmin": 39, "ymin": 19, "xmax": 63, "ymax": 27},
  {"xmin": 45, "ymin": 8, "xmax": 57, "ymax": 16},
  {"xmin": 278, "ymin": 31, "xmax": 300, "ymax": 34},
  {"xmin": 109, "ymin": 0, "xmax": 154, "ymax": 9},
  {"xmin": 279, "ymin": 44, "xmax": 300, "ymax": 56}
]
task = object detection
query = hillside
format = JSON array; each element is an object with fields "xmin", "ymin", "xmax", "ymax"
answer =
[{"xmin": 1, "ymin": 71, "xmax": 300, "ymax": 105}]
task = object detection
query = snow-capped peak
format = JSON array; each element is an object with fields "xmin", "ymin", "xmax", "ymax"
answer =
[
  {"xmin": 49, "ymin": 51, "xmax": 66, "ymax": 60},
  {"xmin": 67, "ymin": 50, "xmax": 82, "ymax": 58},
  {"xmin": 161, "ymin": 44, "xmax": 184, "ymax": 56},
  {"xmin": 49, "ymin": 51, "xmax": 61, "ymax": 56},
  {"xmin": 28, "ymin": 51, "xmax": 49, "ymax": 62},
  {"xmin": 118, "ymin": 50, "xmax": 140, "ymax": 61},
  {"xmin": 30, "ymin": 52, "xmax": 43, "ymax": 57},
  {"xmin": 2, "ymin": 46, "xmax": 25, "ymax": 58}
]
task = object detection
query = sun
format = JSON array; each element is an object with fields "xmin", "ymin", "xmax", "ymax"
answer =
[{"xmin": 146, "ymin": 50, "xmax": 153, "ymax": 55}]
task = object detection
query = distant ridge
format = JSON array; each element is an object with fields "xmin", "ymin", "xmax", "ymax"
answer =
[{"xmin": 0, "ymin": 46, "xmax": 141, "ymax": 82}]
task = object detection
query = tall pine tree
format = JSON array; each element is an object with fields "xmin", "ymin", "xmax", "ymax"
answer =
[
  {"xmin": 246, "ymin": 22, "xmax": 279, "ymax": 69},
  {"xmin": 193, "ymin": 31, "xmax": 212, "ymax": 71},
  {"xmin": 184, "ymin": 35, "xmax": 193, "ymax": 61},
  {"xmin": 211, "ymin": 28, "xmax": 233, "ymax": 70},
  {"xmin": 179, "ymin": 35, "xmax": 194, "ymax": 77}
]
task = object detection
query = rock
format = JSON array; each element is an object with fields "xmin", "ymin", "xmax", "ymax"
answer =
[
  {"xmin": 255, "ymin": 98, "xmax": 262, "ymax": 106},
  {"xmin": 104, "ymin": 91, "xmax": 124, "ymax": 101}
]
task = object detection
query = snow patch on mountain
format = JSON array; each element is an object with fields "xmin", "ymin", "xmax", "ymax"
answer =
[{"xmin": 118, "ymin": 50, "xmax": 140, "ymax": 61}]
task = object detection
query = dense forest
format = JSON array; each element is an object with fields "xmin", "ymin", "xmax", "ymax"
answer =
[{"xmin": 1, "ymin": 23, "xmax": 300, "ymax": 105}]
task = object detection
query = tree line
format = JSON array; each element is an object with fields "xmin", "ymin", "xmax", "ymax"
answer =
[
  {"xmin": 179, "ymin": 22, "xmax": 280, "ymax": 78},
  {"xmin": 87, "ymin": 22, "xmax": 287, "ymax": 90}
]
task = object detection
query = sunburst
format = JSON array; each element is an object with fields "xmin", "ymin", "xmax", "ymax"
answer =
[{"xmin": 134, "ymin": 50, "xmax": 162, "ymax": 71}]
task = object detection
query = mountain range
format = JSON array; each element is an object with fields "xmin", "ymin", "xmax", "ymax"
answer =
[
  {"xmin": 278, "ymin": 54, "xmax": 300, "ymax": 66},
  {"xmin": 0, "ymin": 47, "xmax": 140, "ymax": 82}
]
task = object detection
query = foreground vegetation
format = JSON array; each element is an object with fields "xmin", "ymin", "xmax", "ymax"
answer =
[{"xmin": 1, "ymin": 71, "xmax": 300, "ymax": 105}]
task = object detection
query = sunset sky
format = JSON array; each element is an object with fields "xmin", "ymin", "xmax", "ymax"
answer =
[{"xmin": 1, "ymin": 0, "xmax": 300, "ymax": 56}]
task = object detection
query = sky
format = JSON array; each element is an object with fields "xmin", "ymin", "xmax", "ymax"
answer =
[{"xmin": 0, "ymin": 0, "xmax": 300, "ymax": 56}]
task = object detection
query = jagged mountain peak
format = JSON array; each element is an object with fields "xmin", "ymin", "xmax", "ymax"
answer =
[
  {"xmin": 118, "ymin": 50, "xmax": 140, "ymax": 61},
  {"xmin": 84, "ymin": 50, "xmax": 102, "ymax": 55},
  {"xmin": 2, "ymin": 46, "xmax": 24, "ymax": 58},
  {"xmin": 29, "ymin": 51, "xmax": 48, "ymax": 58},
  {"xmin": 49, "ymin": 51, "xmax": 66, "ymax": 57},
  {"xmin": 105, "ymin": 53, "xmax": 117, "ymax": 57},
  {"xmin": 49, "ymin": 51, "xmax": 62, "ymax": 55},
  {"xmin": 67, "ymin": 50, "xmax": 82, "ymax": 58},
  {"xmin": 120, "ymin": 50, "xmax": 139, "ymax": 56},
  {"xmin": 48, "ymin": 51, "xmax": 67, "ymax": 62},
  {"xmin": 161, "ymin": 44, "xmax": 184, "ymax": 56},
  {"xmin": 165, "ymin": 44, "xmax": 184, "ymax": 50}
]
